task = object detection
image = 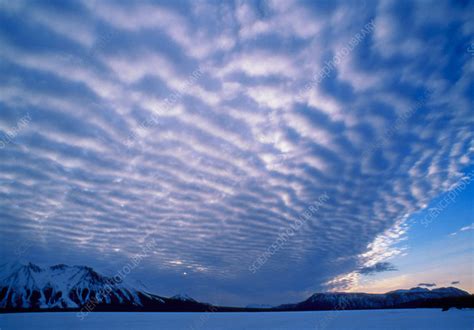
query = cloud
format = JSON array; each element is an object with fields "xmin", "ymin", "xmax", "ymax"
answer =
[
  {"xmin": 449, "ymin": 223, "xmax": 474, "ymax": 236},
  {"xmin": 0, "ymin": 0, "xmax": 472, "ymax": 305},
  {"xmin": 358, "ymin": 262, "xmax": 398, "ymax": 275},
  {"xmin": 418, "ymin": 283, "xmax": 436, "ymax": 288}
]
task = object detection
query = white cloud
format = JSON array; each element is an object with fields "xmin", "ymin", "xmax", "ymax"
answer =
[
  {"xmin": 450, "ymin": 223, "xmax": 474, "ymax": 236},
  {"xmin": 0, "ymin": 0, "xmax": 472, "ymax": 304}
]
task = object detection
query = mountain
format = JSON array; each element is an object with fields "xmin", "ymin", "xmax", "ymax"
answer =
[
  {"xmin": 0, "ymin": 262, "xmax": 210, "ymax": 312},
  {"xmin": 1, "ymin": 262, "xmax": 472, "ymax": 313},
  {"xmin": 171, "ymin": 294, "xmax": 196, "ymax": 302},
  {"xmin": 276, "ymin": 287, "xmax": 472, "ymax": 311},
  {"xmin": 246, "ymin": 304, "xmax": 274, "ymax": 309}
]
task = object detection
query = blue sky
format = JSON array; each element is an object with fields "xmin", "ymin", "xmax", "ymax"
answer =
[{"xmin": 0, "ymin": 0, "xmax": 473, "ymax": 306}]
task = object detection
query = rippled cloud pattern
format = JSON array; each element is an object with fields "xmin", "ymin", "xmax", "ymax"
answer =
[{"xmin": 0, "ymin": 0, "xmax": 473, "ymax": 305}]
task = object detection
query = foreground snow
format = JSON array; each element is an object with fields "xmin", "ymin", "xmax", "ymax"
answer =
[{"xmin": 1, "ymin": 309, "xmax": 473, "ymax": 329}]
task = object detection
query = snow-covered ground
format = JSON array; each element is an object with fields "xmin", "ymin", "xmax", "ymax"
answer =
[{"xmin": 1, "ymin": 309, "xmax": 473, "ymax": 329}]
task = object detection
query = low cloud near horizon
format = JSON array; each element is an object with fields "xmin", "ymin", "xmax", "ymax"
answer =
[
  {"xmin": 418, "ymin": 283, "xmax": 437, "ymax": 288},
  {"xmin": 358, "ymin": 262, "xmax": 398, "ymax": 275}
]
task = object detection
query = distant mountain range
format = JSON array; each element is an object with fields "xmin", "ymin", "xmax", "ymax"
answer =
[
  {"xmin": 246, "ymin": 304, "xmax": 274, "ymax": 309},
  {"xmin": 0, "ymin": 262, "xmax": 212, "ymax": 313},
  {"xmin": 1, "ymin": 262, "xmax": 473, "ymax": 313},
  {"xmin": 275, "ymin": 287, "xmax": 471, "ymax": 311}
]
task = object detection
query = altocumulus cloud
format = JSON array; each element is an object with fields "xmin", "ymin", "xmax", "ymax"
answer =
[{"xmin": 0, "ymin": 0, "xmax": 473, "ymax": 305}]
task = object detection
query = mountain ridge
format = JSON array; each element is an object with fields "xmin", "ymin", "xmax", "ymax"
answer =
[
  {"xmin": 1, "ymin": 262, "xmax": 472, "ymax": 313},
  {"xmin": 276, "ymin": 286, "xmax": 471, "ymax": 311},
  {"xmin": 0, "ymin": 262, "xmax": 211, "ymax": 313}
]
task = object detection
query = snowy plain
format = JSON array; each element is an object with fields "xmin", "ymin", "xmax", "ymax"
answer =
[{"xmin": 1, "ymin": 309, "xmax": 473, "ymax": 329}]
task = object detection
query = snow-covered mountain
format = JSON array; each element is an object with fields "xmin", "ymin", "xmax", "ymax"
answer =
[
  {"xmin": 278, "ymin": 287, "xmax": 470, "ymax": 310},
  {"xmin": 1, "ymin": 262, "xmax": 471, "ymax": 313},
  {"xmin": 171, "ymin": 294, "xmax": 196, "ymax": 302},
  {"xmin": 0, "ymin": 262, "xmax": 209, "ymax": 312},
  {"xmin": 0, "ymin": 262, "xmax": 151, "ymax": 309}
]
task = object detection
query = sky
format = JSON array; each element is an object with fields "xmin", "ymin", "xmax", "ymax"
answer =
[{"xmin": 0, "ymin": 0, "xmax": 473, "ymax": 307}]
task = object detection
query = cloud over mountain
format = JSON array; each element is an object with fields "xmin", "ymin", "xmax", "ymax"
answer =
[{"xmin": 418, "ymin": 283, "xmax": 437, "ymax": 288}]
